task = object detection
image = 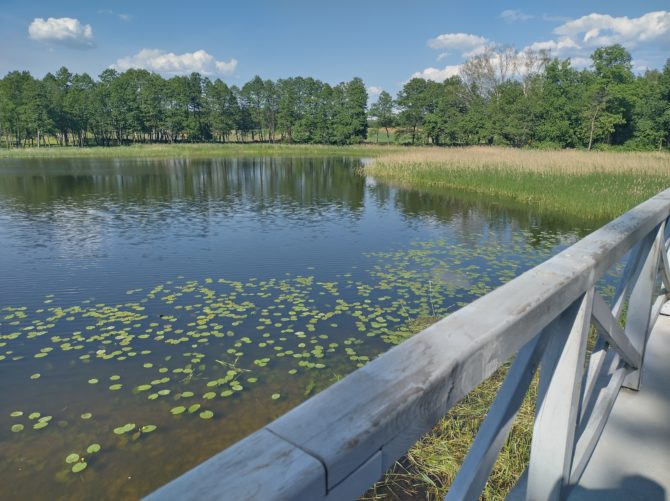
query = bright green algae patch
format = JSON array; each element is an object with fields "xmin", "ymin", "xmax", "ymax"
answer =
[{"xmin": 0, "ymin": 234, "xmax": 621, "ymax": 499}]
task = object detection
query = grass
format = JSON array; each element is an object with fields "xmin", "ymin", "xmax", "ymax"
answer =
[
  {"xmin": 0, "ymin": 142, "xmax": 402, "ymax": 160},
  {"xmin": 362, "ymin": 317, "xmax": 537, "ymax": 501},
  {"xmin": 365, "ymin": 147, "xmax": 670, "ymax": 222}
]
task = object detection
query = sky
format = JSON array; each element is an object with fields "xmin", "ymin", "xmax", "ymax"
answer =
[{"xmin": 1, "ymin": 0, "xmax": 668, "ymax": 99}]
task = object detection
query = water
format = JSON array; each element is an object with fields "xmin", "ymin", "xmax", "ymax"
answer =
[{"xmin": 0, "ymin": 156, "xmax": 590, "ymax": 500}]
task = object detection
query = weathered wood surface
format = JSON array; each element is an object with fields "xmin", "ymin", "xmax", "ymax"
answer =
[
  {"xmin": 145, "ymin": 189, "xmax": 670, "ymax": 500},
  {"xmin": 145, "ymin": 429, "xmax": 326, "ymax": 500},
  {"xmin": 526, "ymin": 290, "xmax": 592, "ymax": 500}
]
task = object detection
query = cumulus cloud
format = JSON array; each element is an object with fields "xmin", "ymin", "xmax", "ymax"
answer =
[
  {"xmin": 501, "ymin": 10, "xmax": 534, "ymax": 22},
  {"xmin": 427, "ymin": 33, "xmax": 490, "ymax": 56},
  {"xmin": 411, "ymin": 65, "xmax": 462, "ymax": 82},
  {"xmin": 112, "ymin": 49, "xmax": 238, "ymax": 76},
  {"xmin": 526, "ymin": 37, "xmax": 581, "ymax": 58},
  {"xmin": 411, "ymin": 10, "xmax": 669, "ymax": 83},
  {"xmin": 28, "ymin": 17, "xmax": 94, "ymax": 49},
  {"xmin": 367, "ymin": 86, "xmax": 383, "ymax": 97},
  {"xmin": 554, "ymin": 11, "xmax": 670, "ymax": 47}
]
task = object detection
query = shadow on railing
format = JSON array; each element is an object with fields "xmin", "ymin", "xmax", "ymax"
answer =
[{"xmin": 146, "ymin": 189, "xmax": 670, "ymax": 501}]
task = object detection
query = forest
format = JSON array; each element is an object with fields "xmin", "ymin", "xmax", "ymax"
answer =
[{"xmin": 0, "ymin": 44, "xmax": 669, "ymax": 150}]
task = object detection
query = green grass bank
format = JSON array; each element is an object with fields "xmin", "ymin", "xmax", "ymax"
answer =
[
  {"xmin": 0, "ymin": 143, "xmax": 402, "ymax": 160},
  {"xmin": 365, "ymin": 147, "xmax": 670, "ymax": 222}
]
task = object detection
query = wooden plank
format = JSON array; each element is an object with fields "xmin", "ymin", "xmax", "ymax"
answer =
[
  {"xmin": 446, "ymin": 331, "xmax": 547, "ymax": 501},
  {"xmin": 569, "ymin": 358, "xmax": 629, "ymax": 488},
  {"xmin": 143, "ymin": 429, "xmax": 326, "ymax": 501},
  {"xmin": 623, "ymin": 223, "xmax": 664, "ymax": 390},
  {"xmin": 591, "ymin": 292, "xmax": 641, "ymax": 369},
  {"xmin": 326, "ymin": 450, "xmax": 382, "ymax": 500},
  {"xmin": 659, "ymin": 241, "xmax": 670, "ymax": 291},
  {"xmin": 526, "ymin": 289, "xmax": 594, "ymax": 501},
  {"xmin": 611, "ymin": 240, "xmax": 644, "ymax": 319}
]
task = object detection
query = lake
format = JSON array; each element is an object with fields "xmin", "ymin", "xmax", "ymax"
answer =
[{"xmin": 0, "ymin": 156, "xmax": 596, "ymax": 500}]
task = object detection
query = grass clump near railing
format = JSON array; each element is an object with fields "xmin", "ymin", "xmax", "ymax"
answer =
[
  {"xmin": 364, "ymin": 317, "xmax": 536, "ymax": 501},
  {"xmin": 365, "ymin": 147, "xmax": 670, "ymax": 222},
  {"xmin": 0, "ymin": 142, "xmax": 401, "ymax": 159}
]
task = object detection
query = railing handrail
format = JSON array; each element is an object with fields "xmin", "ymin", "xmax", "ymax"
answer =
[{"xmin": 146, "ymin": 188, "xmax": 670, "ymax": 501}]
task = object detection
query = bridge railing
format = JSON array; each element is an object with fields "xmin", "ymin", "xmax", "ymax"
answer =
[{"xmin": 146, "ymin": 188, "xmax": 670, "ymax": 501}]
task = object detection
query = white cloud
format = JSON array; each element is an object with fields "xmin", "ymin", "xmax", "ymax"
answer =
[
  {"xmin": 28, "ymin": 17, "xmax": 94, "ymax": 49},
  {"xmin": 367, "ymin": 86, "xmax": 383, "ymax": 97},
  {"xmin": 554, "ymin": 11, "xmax": 670, "ymax": 48},
  {"xmin": 411, "ymin": 65, "xmax": 462, "ymax": 82},
  {"xmin": 112, "ymin": 49, "xmax": 238, "ymax": 76},
  {"xmin": 501, "ymin": 10, "xmax": 534, "ymax": 22},
  {"xmin": 526, "ymin": 37, "xmax": 580, "ymax": 57},
  {"xmin": 411, "ymin": 10, "xmax": 669, "ymax": 84},
  {"xmin": 427, "ymin": 33, "xmax": 490, "ymax": 53}
]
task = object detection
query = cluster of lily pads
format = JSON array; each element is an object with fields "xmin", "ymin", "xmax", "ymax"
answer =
[{"xmin": 1, "ymin": 231, "xmax": 621, "ymax": 483}]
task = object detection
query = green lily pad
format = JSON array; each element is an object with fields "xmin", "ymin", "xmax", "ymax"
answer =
[
  {"xmin": 141, "ymin": 425, "xmax": 157, "ymax": 433},
  {"xmin": 11, "ymin": 424, "xmax": 24, "ymax": 432},
  {"xmin": 199, "ymin": 410, "xmax": 214, "ymax": 420},
  {"xmin": 86, "ymin": 443, "xmax": 101, "ymax": 454},
  {"xmin": 109, "ymin": 384, "xmax": 122, "ymax": 391},
  {"xmin": 136, "ymin": 384, "xmax": 152, "ymax": 392},
  {"xmin": 30, "ymin": 373, "xmax": 40, "ymax": 380},
  {"xmin": 71, "ymin": 462, "xmax": 87, "ymax": 473},
  {"xmin": 187, "ymin": 404, "xmax": 201, "ymax": 414},
  {"xmin": 271, "ymin": 393, "xmax": 281, "ymax": 400},
  {"xmin": 80, "ymin": 413, "xmax": 93, "ymax": 420},
  {"xmin": 10, "ymin": 411, "xmax": 23, "ymax": 417},
  {"xmin": 170, "ymin": 406, "xmax": 186, "ymax": 415},
  {"xmin": 28, "ymin": 412, "xmax": 40, "ymax": 420},
  {"xmin": 65, "ymin": 453, "xmax": 80, "ymax": 464},
  {"xmin": 88, "ymin": 378, "xmax": 99, "ymax": 384}
]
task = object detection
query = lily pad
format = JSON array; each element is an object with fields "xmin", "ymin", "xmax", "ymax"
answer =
[
  {"xmin": 65, "ymin": 453, "xmax": 80, "ymax": 464},
  {"xmin": 86, "ymin": 443, "xmax": 101, "ymax": 454},
  {"xmin": 199, "ymin": 410, "xmax": 214, "ymax": 420},
  {"xmin": 11, "ymin": 424, "xmax": 24, "ymax": 432},
  {"xmin": 71, "ymin": 462, "xmax": 87, "ymax": 473},
  {"xmin": 170, "ymin": 406, "xmax": 186, "ymax": 415}
]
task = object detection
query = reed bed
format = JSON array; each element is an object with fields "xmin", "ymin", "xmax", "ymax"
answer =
[{"xmin": 366, "ymin": 147, "xmax": 670, "ymax": 221}]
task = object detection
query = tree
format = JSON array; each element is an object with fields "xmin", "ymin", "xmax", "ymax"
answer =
[{"xmin": 368, "ymin": 91, "xmax": 395, "ymax": 142}]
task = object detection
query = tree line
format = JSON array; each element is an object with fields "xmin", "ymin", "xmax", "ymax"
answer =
[
  {"xmin": 0, "ymin": 70, "xmax": 368, "ymax": 147},
  {"xmin": 371, "ymin": 45, "xmax": 670, "ymax": 150},
  {"xmin": 1, "ymin": 44, "xmax": 669, "ymax": 150}
]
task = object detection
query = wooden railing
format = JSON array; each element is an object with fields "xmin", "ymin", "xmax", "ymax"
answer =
[{"xmin": 146, "ymin": 189, "xmax": 670, "ymax": 501}]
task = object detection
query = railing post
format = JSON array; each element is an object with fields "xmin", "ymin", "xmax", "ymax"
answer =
[
  {"xmin": 526, "ymin": 289, "xmax": 594, "ymax": 501},
  {"xmin": 622, "ymin": 223, "xmax": 664, "ymax": 390}
]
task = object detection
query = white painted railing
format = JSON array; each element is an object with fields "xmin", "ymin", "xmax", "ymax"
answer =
[{"xmin": 146, "ymin": 189, "xmax": 670, "ymax": 501}]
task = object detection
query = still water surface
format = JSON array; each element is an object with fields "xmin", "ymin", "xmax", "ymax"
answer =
[{"xmin": 0, "ymin": 156, "xmax": 591, "ymax": 499}]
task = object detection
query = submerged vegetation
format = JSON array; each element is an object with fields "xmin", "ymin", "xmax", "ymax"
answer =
[
  {"xmin": 365, "ymin": 147, "xmax": 670, "ymax": 222},
  {"xmin": 1, "ymin": 228, "xmax": 584, "ymax": 499}
]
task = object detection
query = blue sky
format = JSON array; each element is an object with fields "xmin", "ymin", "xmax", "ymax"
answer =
[{"xmin": 1, "ymin": 0, "xmax": 668, "ymax": 98}]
